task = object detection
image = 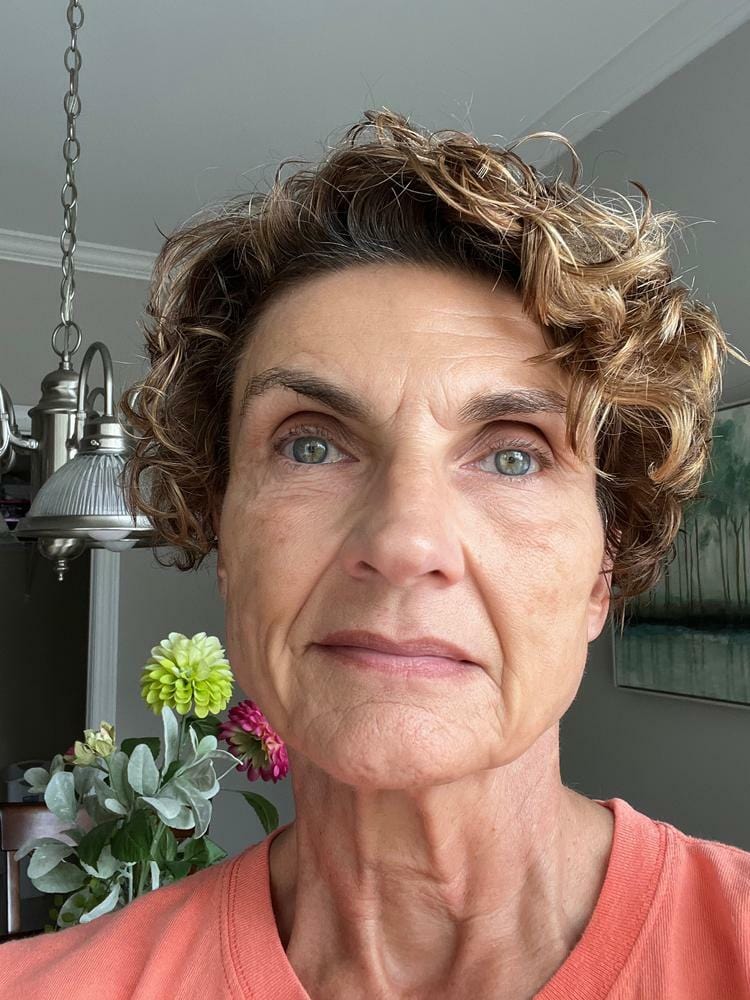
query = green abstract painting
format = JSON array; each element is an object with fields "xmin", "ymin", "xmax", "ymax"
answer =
[{"xmin": 613, "ymin": 398, "xmax": 750, "ymax": 707}]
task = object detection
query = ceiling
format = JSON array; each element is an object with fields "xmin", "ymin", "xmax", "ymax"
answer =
[{"xmin": 3, "ymin": 0, "xmax": 750, "ymax": 257}]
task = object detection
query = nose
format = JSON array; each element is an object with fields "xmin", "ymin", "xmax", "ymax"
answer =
[{"xmin": 338, "ymin": 454, "xmax": 466, "ymax": 588}]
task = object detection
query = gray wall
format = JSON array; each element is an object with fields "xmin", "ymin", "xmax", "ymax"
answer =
[
  {"xmin": 557, "ymin": 20, "xmax": 750, "ymax": 849},
  {"xmin": 0, "ymin": 259, "xmax": 149, "ymax": 405}
]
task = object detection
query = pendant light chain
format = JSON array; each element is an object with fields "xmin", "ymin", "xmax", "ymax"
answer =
[{"xmin": 51, "ymin": 0, "xmax": 85, "ymax": 366}]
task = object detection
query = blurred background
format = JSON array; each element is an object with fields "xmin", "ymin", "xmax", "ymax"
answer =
[{"xmin": 2, "ymin": 0, "xmax": 750, "ymax": 932}]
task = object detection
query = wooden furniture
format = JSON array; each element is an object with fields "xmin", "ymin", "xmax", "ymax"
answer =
[{"xmin": 0, "ymin": 802, "xmax": 78, "ymax": 941}]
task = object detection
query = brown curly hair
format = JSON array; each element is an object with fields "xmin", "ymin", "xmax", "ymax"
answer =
[{"xmin": 119, "ymin": 107, "xmax": 748, "ymax": 632}]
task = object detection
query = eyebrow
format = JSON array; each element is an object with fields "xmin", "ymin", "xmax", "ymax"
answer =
[{"xmin": 239, "ymin": 366, "xmax": 568, "ymax": 425}]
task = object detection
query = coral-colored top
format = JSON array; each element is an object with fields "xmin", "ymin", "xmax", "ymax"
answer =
[{"xmin": 1, "ymin": 797, "xmax": 748, "ymax": 999}]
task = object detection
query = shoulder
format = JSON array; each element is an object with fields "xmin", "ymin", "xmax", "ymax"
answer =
[
  {"xmin": 663, "ymin": 819, "xmax": 750, "ymax": 913},
  {"xmin": 651, "ymin": 815, "xmax": 750, "ymax": 965},
  {"xmin": 0, "ymin": 853, "xmax": 236, "ymax": 1000}
]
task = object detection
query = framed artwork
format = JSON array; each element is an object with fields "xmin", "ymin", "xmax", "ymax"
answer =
[{"xmin": 612, "ymin": 396, "xmax": 750, "ymax": 709}]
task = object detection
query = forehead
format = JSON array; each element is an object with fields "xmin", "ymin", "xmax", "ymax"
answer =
[{"xmin": 238, "ymin": 263, "xmax": 563, "ymax": 389}]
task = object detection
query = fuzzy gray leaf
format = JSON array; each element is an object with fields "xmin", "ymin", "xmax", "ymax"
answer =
[
  {"xmin": 127, "ymin": 743, "xmax": 160, "ymax": 797},
  {"xmin": 30, "ymin": 859, "xmax": 87, "ymax": 894},
  {"xmin": 44, "ymin": 770, "xmax": 78, "ymax": 823},
  {"xmin": 78, "ymin": 883, "xmax": 122, "ymax": 923},
  {"xmin": 162, "ymin": 706, "xmax": 179, "ymax": 770},
  {"xmin": 27, "ymin": 841, "xmax": 75, "ymax": 879}
]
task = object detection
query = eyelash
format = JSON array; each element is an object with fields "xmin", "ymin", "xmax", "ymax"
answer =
[{"xmin": 272, "ymin": 422, "xmax": 553, "ymax": 480}]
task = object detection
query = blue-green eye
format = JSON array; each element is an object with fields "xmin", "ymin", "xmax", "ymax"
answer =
[
  {"xmin": 274, "ymin": 425, "xmax": 551, "ymax": 479},
  {"xmin": 275, "ymin": 426, "xmax": 346, "ymax": 465},
  {"xmin": 492, "ymin": 449, "xmax": 533, "ymax": 476},
  {"xmin": 290, "ymin": 435, "xmax": 333, "ymax": 464}
]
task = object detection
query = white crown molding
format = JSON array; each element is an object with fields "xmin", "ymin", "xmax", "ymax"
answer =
[
  {"xmin": 515, "ymin": 0, "xmax": 750, "ymax": 168},
  {"xmin": 0, "ymin": 228, "xmax": 155, "ymax": 281}
]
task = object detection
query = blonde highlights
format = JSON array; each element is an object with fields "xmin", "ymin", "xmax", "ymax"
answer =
[{"xmin": 119, "ymin": 108, "xmax": 748, "ymax": 630}]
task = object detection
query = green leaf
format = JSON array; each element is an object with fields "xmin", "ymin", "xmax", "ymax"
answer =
[
  {"xmin": 202, "ymin": 837, "xmax": 228, "ymax": 866},
  {"xmin": 121, "ymin": 736, "xmax": 161, "ymax": 760},
  {"xmin": 186, "ymin": 714, "xmax": 221, "ymax": 741},
  {"xmin": 240, "ymin": 791, "xmax": 279, "ymax": 835},
  {"xmin": 110, "ymin": 809, "xmax": 153, "ymax": 863},
  {"xmin": 77, "ymin": 818, "xmax": 122, "ymax": 870},
  {"xmin": 31, "ymin": 860, "xmax": 87, "ymax": 894},
  {"xmin": 164, "ymin": 858, "xmax": 191, "ymax": 881},
  {"xmin": 44, "ymin": 770, "xmax": 78, "ymax": 823},
  {"xmin": 178, "ymin": 836, "xmax": 208, "ymax": 866},
  {"xmin": 150, "ymin": 823, "xmax": 178, "ymax": 865},
  {"xmin": 161, "ymin": 760, "xmax": 181, "ymax": 785},
  {"xmin": 56, "ymin": 887, "xmax": 92, "ymax": 929},
  {"xmin": 127, "ymin": 743, "xmax": 160, "ymax": 797}
]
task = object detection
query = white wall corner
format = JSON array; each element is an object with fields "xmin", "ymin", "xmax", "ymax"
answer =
[{"xmin": 514, "ymin": 0, "xmax": 750, "ymax": 169}]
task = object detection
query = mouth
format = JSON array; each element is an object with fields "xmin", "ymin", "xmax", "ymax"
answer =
[
  {"xmin": 314, "ymin": 629, "xmax": 480, "ymax": 678},
  {"xmin": 318, "ymin": 629, "xmax": 477, "ymax": 661}
]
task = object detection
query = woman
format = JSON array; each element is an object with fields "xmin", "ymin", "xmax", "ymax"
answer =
[{"xmin": 2, "ymin": 109, "xmax": 749, "ymax": 999}]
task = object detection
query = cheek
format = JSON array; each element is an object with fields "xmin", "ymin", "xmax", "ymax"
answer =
[
  {"xmin": 219, "ymin": 478, "xmax": 338, "ymax": 696},
  {"xmin": 490, "ymin": 488, "xmax": 602, "ymax": 610},
  {"xmin": 478, "ymin": 501, "xmax": 601, "ymax": 722},
  {"xmin": 223, "ymin": 469, "xmax": 325, "ymax": 580}
]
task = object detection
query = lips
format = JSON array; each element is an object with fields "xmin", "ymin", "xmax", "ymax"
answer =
[{"xmin": 316, "ymin": 629, "xmax": 477, "ymax": 664}]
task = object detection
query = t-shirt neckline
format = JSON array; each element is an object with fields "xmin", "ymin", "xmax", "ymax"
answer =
[{"xmin": 225, "ymin": 796, "xmax": 666, "ymax": 1000}]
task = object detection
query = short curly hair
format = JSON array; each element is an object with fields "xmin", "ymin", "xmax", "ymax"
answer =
[{"xmin": 119, "ymin": 107, "xmax": 747, "ymax": 632}]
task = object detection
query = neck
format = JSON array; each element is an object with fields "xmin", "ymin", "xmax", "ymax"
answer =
[{"xmin": 267, "ymin": 725, "xmax": 614, "ymax": 1000}]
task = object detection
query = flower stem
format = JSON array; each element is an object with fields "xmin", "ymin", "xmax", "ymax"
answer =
[
  {"xmin": 136, "ymin": 860, "xmax": 148, "ymax": 897},
  {"xmin": 178, "ymin": 712, "xmax": 187, "ymax": 758}
]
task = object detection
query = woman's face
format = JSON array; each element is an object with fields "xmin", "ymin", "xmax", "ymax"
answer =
[{"xmin": 215, "ymin": 263, "xmax": 612, "ymax": 788}]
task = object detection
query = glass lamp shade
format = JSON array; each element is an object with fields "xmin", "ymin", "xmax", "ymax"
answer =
[{"xmin": 14, "ymin": 450, "xmax": 152, "ymax": 550}]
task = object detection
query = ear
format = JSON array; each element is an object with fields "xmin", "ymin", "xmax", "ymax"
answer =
[
  {"xmin": 211, "ymin": 499, "xmax": 227, "ymax": 601},
  {"xmin": 587, "ymin": 529, "xmax": 621, "ymax": 642}
]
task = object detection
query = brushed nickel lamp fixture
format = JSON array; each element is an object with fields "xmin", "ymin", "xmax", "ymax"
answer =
[{"xmin": 0, "ymin": 0, "xmax": 153, "ymax": 581}]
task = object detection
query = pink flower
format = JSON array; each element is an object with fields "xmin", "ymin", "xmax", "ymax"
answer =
[{"xmin": 218, "ymin": 699, "xmax": 289, "ymax": 783}]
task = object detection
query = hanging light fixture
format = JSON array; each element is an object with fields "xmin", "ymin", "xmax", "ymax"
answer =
[{"xmin": 0, "ymin": 0, "xmax": 153, "ymax": 581}]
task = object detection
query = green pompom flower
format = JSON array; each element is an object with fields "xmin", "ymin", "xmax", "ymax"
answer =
[{"xmin": 140, "ymin": 631, "xmax": 234, "ymax": 718}]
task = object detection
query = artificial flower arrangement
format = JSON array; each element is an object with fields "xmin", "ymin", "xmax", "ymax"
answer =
[{"xmin": 15, "ymin": 631, "xmax": 289, "ymax": 932}]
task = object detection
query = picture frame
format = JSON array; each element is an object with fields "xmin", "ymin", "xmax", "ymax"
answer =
[{"xmin": 612, "ymin": 395, "xmax": 750, "ymax": 709}]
